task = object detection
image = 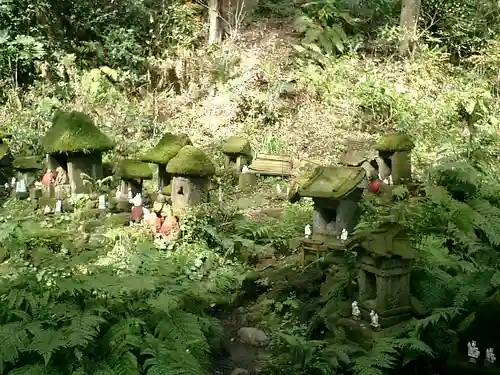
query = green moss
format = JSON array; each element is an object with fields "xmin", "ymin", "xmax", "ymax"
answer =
[
  {"xmin": 115, "ymin": 159, "xmax": 153, "ymax": 180},
  {"xmin": 13, "ymin": 156, "xmax": 42, "ymax": 171},
  {"xmin": 161, "ymin": 184, "xmax": 172, "ymax": 195},
  {"xmin": 354, "ymin": 225, "xmax": 416, "ymax": 259},
  {"xmin": 140, "ymin": 133, "xmax": 191, "ymax": 164},
  {"xmin": 166, "ymin": 145, "xmax": 215, "ymax": 177},
  {"xmin": 375, "ymin": 132, "xmax": 414, "ymax": 152},
  {"xmin": 222, "ymin": 136, "xmax": 251, "ymax": 155},
  {"xmin": 42, "ymin": 110, "xmax": 114, "ymax": 154},
  {"xmin": 0, "ymin": 143, "xmax": 9, "ymax": 160},
  {"xmin": 298, "ymin": 166, "xmax": 365, "ymax": 199}
]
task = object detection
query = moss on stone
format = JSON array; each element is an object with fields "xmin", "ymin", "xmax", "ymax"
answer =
[
  {"xmin": 42, "ymin": 110, "xmax": 114, "ymax": 154},
  {"xmin": 161, "ymin": 184, "xmax": 172, "ymax": 195},
  {"xmin": 167, "ymin": 145, "xmax": 215, "ymax": 177},
  {"xmin": 13, "ymin": 156, "xmax": 43, "ymax": 171},
  {"xmin": 140, "ymin": 133, "xmax": 191, "ymax": 164},
  {"xmin": 222, "ymin": 136, "xmax": 251, "ymax": 156},
  {"xmin": 375, "ymin": 132, "xmax": 414, "ymax": 152},
  {"xmin": 0, "ymin": 143, "xmax": 9, "ymax": 160},
  {"xmin": 298, "ymin": 166, "xmax": 365, "ymax": 199},
  {"xmin": 115, "ymin": 159, "xmax": 153, "ymax": 180}
]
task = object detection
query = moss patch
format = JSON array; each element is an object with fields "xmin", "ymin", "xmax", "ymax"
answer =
[
  {"xmin": 222, "ymin": 136, "xmax": 251, "ymax": 155},
  {"xmin": 375, "ymin": 132, "xmax": 415, "ymax": 152},
  {"xmin": 13, "ymin": 156, "xmax": 43, "ymax": 171},
  {"xmin": 42, "ymin": 111, "xmax": 114, "ymax": 154},
  {"xmin": 298, "ymin": 166, "xmax": 365, "ymax": 199},
  {"xmin": 140, "ymin": 133, "xmax": 191, "ymax": 164},
  {"xmin": 161, "ymin": 184, "xmax": 172, "ymax": 195},
  {"xmin": 353, "ymin": 225, "xmax": 415, "ymax": 259},
  {"xmin": 166, "ymin": 145, "xmax": 215, "ymax": 177},
  {"xmin": 115, "ymin": 159, "xmax": 153, "ymax": 180},
  {"xmin": 0, "ymin": 143, "xmax": 9, "ymax": 160}
]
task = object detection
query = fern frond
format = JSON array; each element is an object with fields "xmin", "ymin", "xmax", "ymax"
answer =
[
  {"xmin": 63, "ymin": 310, "xmax": 106, "ymax": 348},
  {"xmin": 8, "ymin": 364, "xmax": 63, "ymax": 375},
  {"xmin": 102, "ymin": 318, "xmax": 144, "ymax": 360},
  {"xmin": 28, "ymin": 328, "xmax": 67, "ymax": 364},
  {"xmin": 414, "ymin": 307, "xmax": 462, "ymax": 334},
  {"xmin": 0, "ymin": 322, "xmax": 30, "ymax": 372},
  {"xmin": 354, "ymin": 338, "xmax": 400, "ymax": 375}
]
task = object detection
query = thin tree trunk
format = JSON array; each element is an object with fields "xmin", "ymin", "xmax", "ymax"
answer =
[
  {"xmin": 208, "ymin": 0, "xmax": 222, "ymax": 44},
  {"xmin": 399, "ymin": 0, "xmax": 421, "ymax": 56}
]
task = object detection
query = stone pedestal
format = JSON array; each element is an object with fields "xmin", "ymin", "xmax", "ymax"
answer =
[
  {"xmin": 238, "ymin": 172, "xmax": 257, "ymax": 191},
  {"xmin": 171, "ymin": 176, "xmax": 209, "ymax": 209},
  {"xmin": 391, "ymin": 150, "xmax": 411, "ymax": 185}
]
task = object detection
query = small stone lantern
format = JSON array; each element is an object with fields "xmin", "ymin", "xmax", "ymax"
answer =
[
  {"xmin": 374, "ymin": 133, "xmax": 415, "ymax": 185},
  {"xmin": 166, "ymin": 145, "xmax": 215, "ymax": 209},
  {"xmin": 222, "ymin": 136, "xmax": 252, "ymax": 172}
]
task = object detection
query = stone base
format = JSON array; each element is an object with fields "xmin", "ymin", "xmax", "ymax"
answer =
[{"xmin": 360, "ymin": 305, "xmax": 412, "ymax": 327}]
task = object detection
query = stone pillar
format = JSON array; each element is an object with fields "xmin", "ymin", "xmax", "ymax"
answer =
[
  {"xmin": 336, "ymin": 199, "xmax": 358, "ymax": 234},
  {"xmin": 391, "ymin": 151, "xmax": 411, "ymax": 185},
  {"xmin": 171, "ymin": 176, "xmax": 209, "ymax": 209},
  {"xmin": 157, "ymin": 164, "xmax": 171, "ymax": 190}
]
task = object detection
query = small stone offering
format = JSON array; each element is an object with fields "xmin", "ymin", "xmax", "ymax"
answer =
[
  {"xmin": 467, "ymin": 341, "xmax": 480, "ymax": 363},
  {"xmin": 351, "ymin": 301, "xmax": 361, "ymax": 320}
]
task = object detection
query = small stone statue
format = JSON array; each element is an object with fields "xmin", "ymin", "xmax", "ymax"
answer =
[
  {"xmin": 486, "ymin": 348, "xmax": 496, "ymax": 364},
  {"xmin": 351, "ymin": 301, "xmax": 361, "ymax": 320},
  {"xmin": 340, "ymin": 228, "xmax": 348, "ymax": 242},
  {"xmin": 98, "ymin": 195, "xmax": 107, "ymax": 210},
  {"xmin": 43, "ymin": 205, "xmax": 52, "ymax": 215},
  {"xmin": 15, "ymin": 180, "xmax": 27, "ymax": 194},
  {"xmin": 54, "ymin": 167, "xmax": 68, "ymax": 185},
  {"xmin": 130, "ymin": 194, "xmax": 144, "ymax": 225},
  {"xmin": 370, "ymin": 310, "xmax": 380, "ymax": 330},
  {"xmin": 241, "ymin": 165, "xmax": 249, "ymax": 174},
  {"xmin": 3, "ymin": 182, "xmax": 9, "ymax": 189},
  {"xmin": 54, "ymin": 199, "xmax": 62, "ymax": 213},
  {"xmin": 10, "ymin": 177, "xmax": 16, "ymax": 187},
  {"xmin": 304, "ymin": 224, "xmax": 312, "ymax": 238},
  {"xmin": 42, "ymin": 169, "xmax": 56, "ymax": 185},
  {"xmin": 276, "ymin": 184, "xmax": 282, "ymax": 195},
  {"xmin": 467, "ymin": 341, "xmax": 480, "ymax": 363}
]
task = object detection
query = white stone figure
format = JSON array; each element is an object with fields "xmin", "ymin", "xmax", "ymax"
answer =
[
  {"xmin": 370, "ymin": 310, "xmax": 380, "ymax": 329},
  {"xmin": 15, "ymin": 180, "xmax": 27, "ymax": 193},
  {"xmin": 3, "ymin": 182, "xmax": 9, "ymax": 189},
  {"xmin": 304, "ymin": 224, "xmax": 312, "ymax": 238},
  {"xmin": 276, "ymin": 184, "xmax": 282, "ymax": 195},
  {"xmin": 468, "ymin": 341, "xmax": 480, "ymax": 363},
  {"xmin": 242, "ymin": 165, "xmax": 249, "ymax": 174},
  {"xmin": 351, "ymin": 301, "xmax": 361, "ymax": 320},
  {"xmin": 486, "ymin": 348, "xmax": 496, "ymax": 364},
  {"xmin": 115, "ymin": 187, "xmax": 121, "ymax": 200},
  {"xmin": 54, "ymin": 199, "xmax": 62, "ymax": 213},
  {"xmin": 340, "ymin": 229, "xmax": 348, "ymax": 242},
  {"xmin": 98, "ymin": 195, "xmax": 107, "ymax": 210},
  {"xmin": 10, "ymin": 177, "xmax": 16, "ymax": 187},
  {"xmin": 286, "ymin": 186, "xmax": 290, "ymax": 197},
  {"xmin": 43, "ymin": 205, "xmax": 52, "ymax": 215},
  {"xmin": 132, "ymin": 193, "xmax": 142, "ymax": 207}
]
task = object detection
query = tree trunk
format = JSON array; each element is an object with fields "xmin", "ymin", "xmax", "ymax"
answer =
[
  {"xmin": 399, "ymin": 0, "xmax": 421, "ymax": 56},
  {"xmin": 208, "ymin": 0, "xmax": 222, "ymax": 44}
]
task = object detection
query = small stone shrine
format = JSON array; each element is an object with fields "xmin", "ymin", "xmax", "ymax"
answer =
[
  {"xmin": 222, "ymin": 136, "xmax": 252, "ymax": 172},
  {"xmin": 115, "ymin": 159, "xmax": 153, "ymax": 198},
  {"xmin": 12, "ymin": 156, "xmax": 43, "ymax": 198},
  {"xmin": 374, "ymin": 132, "xmax": 415, "ymax": 185},
  {"xmin": 351, "ymin": 224, "xmax": 415, "ymax": 327},
  {"xmin": 290, "ymin": 166, "xmax": 366, "ymax": 244},
  {"xmin": 166, "ymin": 145, "xmax": 215, "ymax": 209},
  {"xmin": 338, "ymin": 138, "xmax": 378, "ymax": 180},
  {"xmin": 140, "ymin": 133, "xmax": 191, "ymax": 192},
  {"xmin": 41, "ymin": 111, "xmax": 114, "ymax": 196}
]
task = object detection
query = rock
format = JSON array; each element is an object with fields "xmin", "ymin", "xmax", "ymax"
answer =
[
  {"xmin": 231, "ymin": 369, "xmax": 249, "ymax": 375},
  {"xmin": 237, "ymin": 327, "xmax": 269, "ymax": 347}
]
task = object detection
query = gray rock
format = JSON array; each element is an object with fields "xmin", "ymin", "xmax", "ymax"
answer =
[
  {"xmin": 231, "ymin": 369, "xmax": 249, "ymax": 375},
  {"xmin": 237, "ymin": 327, "xmax": 269, "ymax": 347}
]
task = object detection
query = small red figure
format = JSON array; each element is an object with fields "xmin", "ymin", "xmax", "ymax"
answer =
[
  {"xmin": 42, "ymin": 169, "xmax": 56, "ymax": 185},
  {"xmin": 369, "ymin": 175, "xmax": 382, "ymax": 193}
]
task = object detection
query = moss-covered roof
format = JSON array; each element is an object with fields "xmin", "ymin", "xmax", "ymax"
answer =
[
  {"xmin": 375, "ymin": 132, "xmax": 415, "ymax": 152},
  {"xmin": 115, "ymin": 159, "xmax": 153, "ymax": 180},
  {"xmin": 0, "ymin": 143, "xmax": 10, "ymax": 160},
  {"xmin": 353, "ymin": 225, "xmax": 415, "ymax": 259},
  {"xmin": 166, "ymin": 145, "xmax": 215, "ymax": 177},
  {"xmin": 12, "ymin": 156, "xmax": 43, "ymax": 171},
  {"xmin": 42, "ymin": 111, "xmax": 114, "ymax": 154},
  {"xmin": 222, "ymin": 136, "xmax": 251, "ymax": 156},
  {"xmin": 140, "ymin": 133, "xmax": 191, "ymax": 164},
  {"xmin": 295, "ymin": 166, "xmax": 365, "ymax": 199}
]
